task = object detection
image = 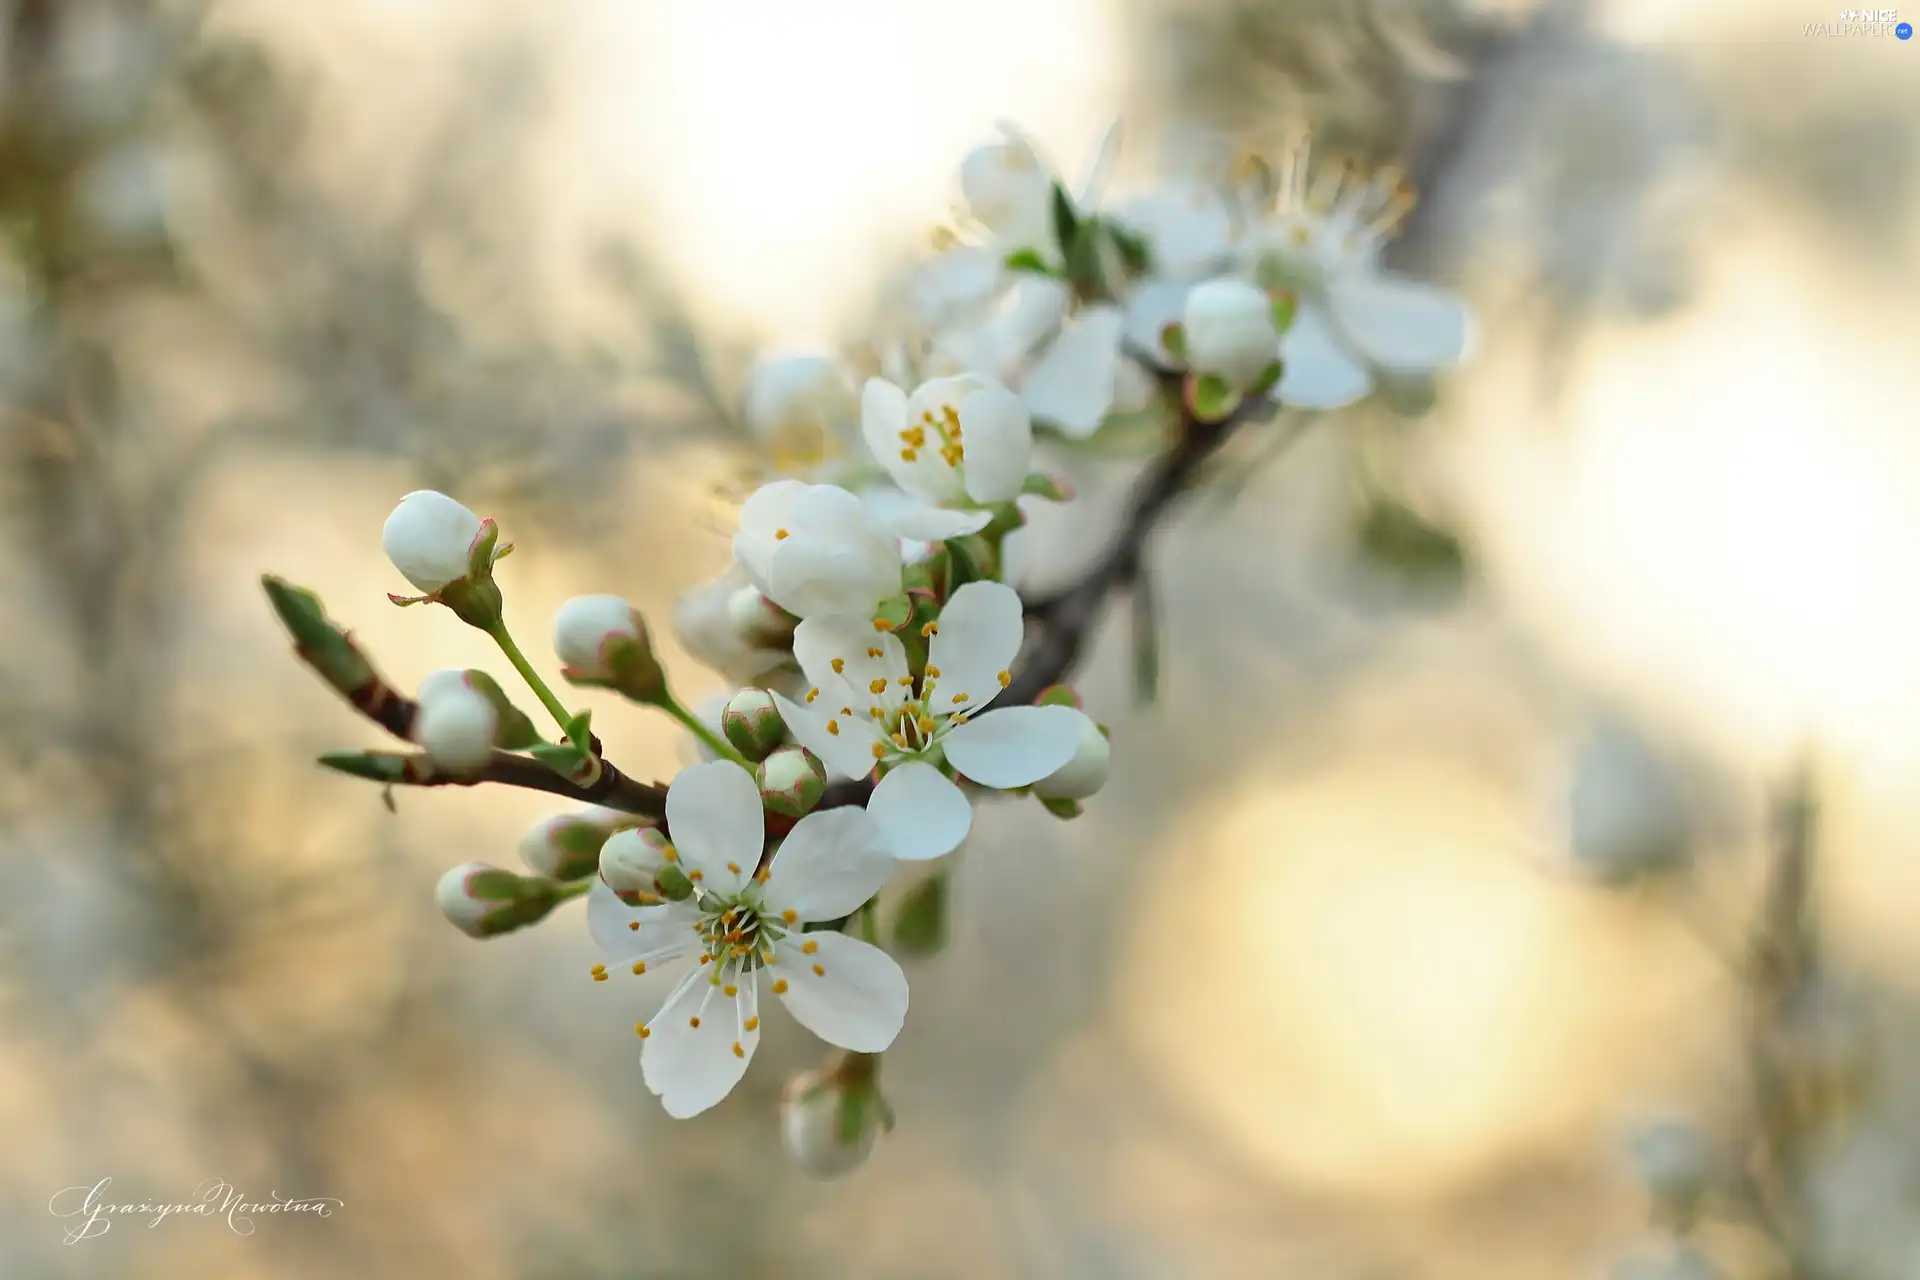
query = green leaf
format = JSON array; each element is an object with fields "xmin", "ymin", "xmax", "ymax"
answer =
[
  {"xmin": 891, "ymin": 872, "xmax": 948, "ymax": 956},
  {"xmin": 262, "ymin": 575, "xmax": 377, "ymax": 695},
  {"xmin": 1355, "ymin": 496, "xmax": 1469, "ymax": 594},
  {"xmin": 1131, "ymin": 571, "xmax": 1161, "ymax": 707},
  {"xmin": 529, "ymin": 742, "xmax": 590, "ymax": 780},
  {"xmin": 1049, "ymin": 182, "xmax": 1080, "ymax": 259},
  {"xmin": 562, "ymin": 708, "xmax": 594, "ymax": 744},
  {"xmin": 317, "ymin": 750, "xmax": 409, "ymax": 783},
  {"xmin": 1003, "ymin": 248, "xmax": 1057, "ymax": 277}
]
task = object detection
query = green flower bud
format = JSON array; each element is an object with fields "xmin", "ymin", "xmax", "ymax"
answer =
[
  {"xmin": 722, "ymin": 688, "xmax": 787, "ymax": 761},
  {"xmin": 758, "ymin": 746, "xmax": 826, "ymax": 819},
  {"xmin": 600, "ymin": 826, "xmax": 693, "ymax": 906},
  {"xmin": 518, "ymin": 808, "xmax": 629, "ymax": 881},
  {"xmin": 434, "ymin": 861, "xmax": 557, "ymax": 939},
  {"xmin": 781, "ymin": 1060, "xmax": 890, "ymax": 1180},
  {"xmin": 554, "ymin": 594, "xmax": 668, "ymax": 705}
]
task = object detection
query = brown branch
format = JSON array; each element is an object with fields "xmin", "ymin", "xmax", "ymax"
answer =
[{"xmin": 321, "ymin": 749, "xmax": 669, "ymax": 817}]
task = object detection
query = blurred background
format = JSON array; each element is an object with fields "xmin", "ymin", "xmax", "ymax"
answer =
[{"xmin": 3, "ymin": 0, "xmax": 1918, "ymax": 1275}]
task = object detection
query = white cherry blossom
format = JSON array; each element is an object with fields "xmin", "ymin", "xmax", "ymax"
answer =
[
  {"xmin": 769, "ymin": 581, "xmax": 1084, "ymax": 861},
  {"xmin": 414, "ymin": 668, "xmax": 496, "ymax": 769},
  {"xmin": 742, "ymin": 353, "xmax": 861, "ymax": 478},
  {"xmin": 586, "ymin": 761, "xmax": 907, "ymax": 1119},
  {"xmin": 382, "ymin": 490, "xmax": 484, "ymax": 594},
  {"xmin": 733, "ymin": 481, "xmax": 904, "ymax": 620},
  {"xmin": 857, "ymin": 375, "xmax": 1032, "ymax": 541},
  {"xmin": 1241, "ymin": 142, "xmax": 1471, "ymax": 409}
]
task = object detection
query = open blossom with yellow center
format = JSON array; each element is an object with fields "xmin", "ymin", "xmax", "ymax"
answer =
[
  {"xmin": 769, "ymin": 581, "xmax": 1088, "ymax": 861},
  {"xmin": 732, "ymin": 480, "xmax": 905, "ymax": 620},
  {"xmin": 742, "ymin": 353, "xmax": 861, "ymax": 478},
  {"xmin": 1240, "ymin": 139, "xmax": 1471, "ymax": 409},
  {"xmin": 857, "ymin": 375, "xmax": 1032, "ymax": 542},
  {"xmin": 587, "ymin": 761, "xmax": 906, "ymax": 1120}
]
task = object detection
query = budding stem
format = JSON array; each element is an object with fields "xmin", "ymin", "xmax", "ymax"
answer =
[
  {"xmin": 489, "ymin": 621, "xmax": 593, "ymax": 757},
  {"xmin": 550, "ymin": 877, "xmax": 594, "ymax": 904},
  {"xmin": 661, "ymin": 693, "xmax": 754, "ymax": 769}
]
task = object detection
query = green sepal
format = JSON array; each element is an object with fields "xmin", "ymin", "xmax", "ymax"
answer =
[
  {"xmin": 944, "ymin": 535, "xmax": 995, "ymax": 592},
  {"xmin": 657, "ymin": 865, "xmax": 695, "ymax": 902},
  {"xmin": 1158, "ymin": 321, "xmax": 1188, "ymax": 365},
  {"xmin": 1003, "ymin": 248, "xmax": 1058, "ymax": 278},
  {"xmin": 891, "ymin": 872, "xmax": 948, "ymax": 956},
  {"xmin": 902, "ymin": 557, "xmax": 939, "ymax": 595},
  {"xmin": 1019, "ymin": 473, "xmax": 1074, "ymax": 502},
  {"xmin": 318, "ymin": 750, "xmax": 409, "ymax": 783},
  {"xmin": 562, "ymin": 708, "xmax": 594, "ymax": 745},
  {"xmin": 1269, "ymin": 291, "xmax": 1298, "ymax": 333},
  {"xmin": 262, "ymin": 576, "xmax": 375, "ymax": 694},
  {"xmin": 1035, "ymin": 684, "xmax": 1082, "ymax": 709},
  {"xmin": 836, "ymin": 1086, "xmax": 869, "ymax": 1148},
  {"xmin": 463, "ymin": 867, "xmax": 528, "ymax": 901},
  {"xmin": 871, "ymin": 594, "xmax": 913, "ymax": 634},
  {"xmin": 1249, "ymin": 359, "xmax": 1285, "ymax": 400},
  {"xmin": 1039, "ymin": 795, "xmax": 1084, "ymax": 820},
  {"xmin": 436, "ymin": 576, "xmax": 505, "ymax": 632},
  {"xmin": 1188, "ymin": 374, "xmax": 1241, "ymax": 423},
  {"xmin": 462, "ymin": 670, "xmax": 543, "ymax": 750}
]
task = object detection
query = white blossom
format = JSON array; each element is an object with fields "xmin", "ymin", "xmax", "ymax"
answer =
[
  {"xmin": 518, "ymin": 808, "xmax": 626, "ymax": 882},
  {"xmin": 743, "ymin": 354, "xmax": 861, "ymax": 476},
  {"xmin": 769, "ymin": 581, "xmax": 1083, "ymax": 861},
  {"xmin": 672, "ymin": 568, "xmax": 793, "ymax": 684},
  {"xmin": 586, "ymin": 762, "xmax": 907, "ymax": 1119},
  {"xmin": 414, "ymin": 669, "xmax": 497, "ymax": 770},
  {"xmin": 733, "ymin": 481, "xmax": 905, "ymax": 620},
  {"xmin": 858, "ymin": 376, "xmax": 1031, "ymax": 540},
  {"xmin": 1182, "ymin": 276, "xmax": 1280, "ymax": 390},
  {"xmin": 782, "ymin": 1067, "xmax": 879, "ymax": 1178},
  {"xmin": 382, "ymin": 490, "xmax": 484, "ymax": 594},
  {"xmin": 1241, "ymin": 142, "xmax": 1471, "ymax": 409}
]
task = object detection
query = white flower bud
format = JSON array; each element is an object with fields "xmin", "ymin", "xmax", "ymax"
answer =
[
  {"xmin": 554, "ymin": 594, "xmax": 641, "ymax": 676},
  {"xmin": 723, "ymin": 688, "xmax": 786, "ymax": 761},
  {"xmin": 436, "ymin": 860, "xmax": 555, "ymax": 939},
  {"xmin": 726, "ymin": 585, "xmax": 797, "ymax": 649},
  {"xmin": 758, "ymin": 746, "xmax": 827, "ymax": 819},
  {"xmin": 1031, "ymin": 711, "xmax": 1110, "ymax": 800},
  {"xmin": 414, "ymin": 669, "xmax": 498, "ymax": 770},
  {"xmin": 518, "ymin": 809, "xmax": 625, "ymax": 881},
  {"xmin": 383, "ymin": 490, "xmax": 484, "ymax": 594},
  {"xmin": 1566, "ymin": 716, "xmax": 1693, "ymax": 884},
  {"xmin": 600, "ymin": 825, "xmax": 691, "ymax": 905},
  {"xmin": 674, "ymin": 571, "xmax": 792, "ymax": 684},
  {"xmin": 1181, "ymin": 277, "xmax": 1280, "ymax": 390},
  {"xmin": 781, "ymin": 1067, "xmax": 879, "ymax": 1180}
]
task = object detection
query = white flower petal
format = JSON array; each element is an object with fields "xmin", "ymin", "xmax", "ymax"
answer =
[
  {"xmin": 858, "ymin": 377, "xmax": 916, "ymax": 495},
  {"xmin": 1327, "ymin": 272, "xmax": 1471, "ymax": 373},
  {"xmin": 1021, "ymin": 303, "xmax": 1124, "ymax": 438},
  {"xmin": 773, "ymin": 931, "xmax": 908, "ymax": 1052},
  {"xmin": 733, "ymin": 480, "xmax": 810, "ymax": 588},
  {"xmin": 587, "ymin": 881, "xmax": 699, "ymax": 956},
  {"xmin": 382, "ymin": 490, "xmax": 483, "ymax": 593},
  {"xmin": 909, "ymin": 246, "xmax": 1004, "ymax": 330},
  {"xmin": 958, "ymin": 383, "xmax": 1032, "ymax": 504},
  {"xmin": 941, "ymin": 704, "xmax": 1084, "ymax": 788},
  {"xmin": 792, "ymin": 615, "xmax": 883, "ymax": 704},
  {"xmin": 871, "ymin": 502, "xmax": 993, "ymax": 542},
  {"xmin": 770, "ymin": 690, "xmax": 884, "ymax": 781},
  {"xmin": 767, "ymin": 539, "xmax": 892, "ymax": 619},
  {"xmin": 642, "ymin": 974, "xmax": 757, "ymax": 1119},
  {"xmin": 1122, "ymin": 278, "xmax": 1193, "ymax": 370},
  {"xmin": 927, "ymin": 580, "xmax": 1024, "ymax": 709},
  {"xmin": 663, "ymin": 761, "xmax": 762, "ymax": 897},
  {"xmin": 1275, "ymin": 305, "xmax": 1371, "ymax": 409},
  {"xmin": 763, "ymin": 807, "xmax": 894, "ymax": 922},
  {"xmin": 866, "ymin": 761, "xmax": 973, "ymax": 861}
]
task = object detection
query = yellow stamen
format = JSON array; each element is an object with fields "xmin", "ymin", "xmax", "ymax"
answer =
[
  {"xmin": 869, "ymin": 678, "xmax": 888, "ymax": 695},
  {"xmin": 662, "ymin": 846, "xmax": 677, "ymax": 863},
  {"xmin": 806, "ymin": 687, "xmax": 819, "ymax": 703},
  {"xmin": 871, "ymin": 741, "xmax": 886, "ymax": 759},
  {"xmin": 636, "ymin": 1023, "xmax": 649, "ymax": 1038},
  {"xmin": 897, "ymin": 676, "xmax": 913, "ymax": 687},
  {"xmin": 783, "ymin": 909, "xmax": 798, "ymax": 924},
  {"xmin": 952, "ymin": 692, "xmax": 969, "ymax": 704},
  {"xmin": 872, "ymin": 617, "xmax": 891, "ymax": 632},
  {"xmin": 924, "ymin": 665, "xmax": 940, "ymax": 678},
  {"xmin": 632, "ymin": 961, "xmax": 646, "ymax": 975},
  {"xmin": 997, "ymin": 670, "xmax": 1012, "ymax": 687},
  {"xmin": 774, "ymin": 529, "xmax": 790, "ymax": 540},
  {"xmin": 772, "ymin": 979, "xmax": 789, "ymax": 994},
  {"xmin": 917, "ymin": 717, "xmax": 935, "ymax": 736},
  {"xmin": 900, "ymin": 447, "xmax": 919, "ymax": 463},
  {"xmin": 590, "ymin": 964, "xmax": 607, "ymax": 976},
  {"xmin": 812, "ymin": 963, "xmax": 826, "ymax": 977},
  {"xmin": 726, "ymin": 862, "xmax": 740, "ymax": 874},
  {"xmin": 724, "ymin": 984, "xmax": 737, "ymax": 997},
  {"xmin": 891, "ymin": 732, "xmax": 908, "ymax": 748},
  {"xmin": 689, "ymin": 869, "xmax": 704, "ymax": 882},
  {"xmin": 831, "ymin": 657, "xmax": 845, "ymax": 673},
  {"xmin": 827, "ymin": 719, "xmax": 840, "ymax": 735},
  {"xmin": 802, "ymin": 939, "xmax": 818, "ymax": 955},
  {"xmin": 628, "ymin": 921, "xmax": 640, "ymax": 931},
  {"xmin": 867, "ymin": 646, "xmax": 883, "ymax": 658},
  {"xmin": 689, "ymin": 1016, "xmax": 701, "ymax": 1028},
  {"xmin": 731, "ymin": 1042, "xmax": 745, "ymax": 1058},
  {"xmin": 899, "ymin": 426, "xmax": 927, "ymax": 447},
  {"xmin": 744, "ymin": 1016, "xmax": 760, "ymax": 1031}
]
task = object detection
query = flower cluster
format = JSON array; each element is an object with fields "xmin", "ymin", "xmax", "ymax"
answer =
[{"xmin": 264, "ymin": 119, "xmax": 1475, "ymax": 1177}]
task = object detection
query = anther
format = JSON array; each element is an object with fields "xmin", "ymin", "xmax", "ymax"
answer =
[
  {"xmin": 867, "ymin": 647, "xmax": 882, "ymax": 658},
  {"xmin": 891, "ymin": 732, "xmax": 908, "ymax": 748},
  {"xmin": 917, "ymin": 716, "xmax": 935, "ymax": 736},
  {"xmin": 812, "ymin": 963, "xmax": 826, "ymax": 976},
  {"xmin": 632, "ymin": 961, "xmax": 647, "ymax": 975},
  {"xmin": 628, "ymin": 921, "xmax": 641, "ymax": 931},
  {"xmin": 689, "ymin": 869, "xmax": 704, "ymax": 882},
  {"xmin": 951, "ymin": 692, "xmax": 969, "ymax": 704},
  {"xmin": 806, "ymin": 687, "xmax": 819, "ymax": 703},
  {"xmin": 772, "ymin": 979, "xmax": 789, "ymax": 994},
  {"xmin": 774, "ymin": 529, "xmax": 790, "ymax": 540},
  {"xmin": 872, "ymin": 617, "xmax": 891, "ymax": 632},
  {"xmin": 871, "ymin": 741, "xmax": 886, "ymax": 759},
  {"xmin": 724, "ymin": 984, "xmax": 738, "ymax": 997},
  {"xmin": 869, "ymin": 678, "xmax": 888, "ymax": 695},
  {"xmin": 997, "ymin": 670, "xmax": 1012, "ymax": 687},
  {"xmin": 744, "ymin": 1016, "xmax": 760, "ymax": 1031},
  {"xmin": 731, "ymin": 1042, "xmax": 745, "ymax": 1059},
  {"xmin": 636, "ymin": 1023, "xmax": 650, "ymax": 1038},
  {"xmin": 900, "ymin": 448, "xmax": 919, "ymax": 463},
  {"xmin": 782, "ymin": 910, "xmax": 798, "ymax": 924},
  {"xmin": 802, "ymin": 939, "xmax": 818, "ymax": 955},
  {"xmin": 897, "ymin": 676, "xmax": 913, "ymax": 687},
  {"xmin": 831, "ymin": 657, "xmax": 845, "ymax": 673},
  {"xmin": 689, "ymin": 1016, "xmax": 701, "ymax": 1028},
  {"xmin": 923, "ymin": 623, "xmax": 939, "ymax": 638},
  {"xmin": 726, "ymin": 862, "xmax": 740, "ymax": 874},
  {"xmin": 827, "ymin": 719, "xmax": 840, "ymax": 735}
]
